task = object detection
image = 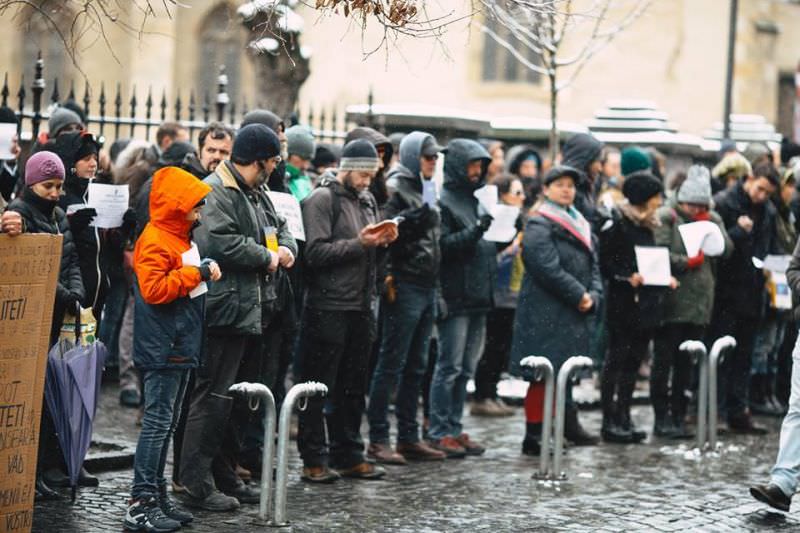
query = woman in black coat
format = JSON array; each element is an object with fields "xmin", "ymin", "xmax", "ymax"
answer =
[
  {"xmin": 598, "ymin": 171, "xmax": 674, "ymax": 444},
  {"xmin": 510, "ymin": 166, "xmax": 603, "ymax": 454},
  {"xmin": 2, "ymin": 151, "xmax": 86, "ymax": 501}
]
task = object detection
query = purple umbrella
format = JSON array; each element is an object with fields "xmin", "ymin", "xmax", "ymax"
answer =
[{"xmin": 45, "ymin": 338, "xmax": 107, "ymax": 500}]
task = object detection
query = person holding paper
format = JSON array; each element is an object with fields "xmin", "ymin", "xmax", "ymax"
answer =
[
  {"xmin": 652, "ymin": 165, "xmax": 732, "ymax": 438},
  {"xmin": 710, "ymin": 163, "xmax": 781, "ymax": 434},
  {"xmin": 510, "ymin": 166, "xmax": 603, "ymax": 454},
  {"xmin": 126, "ymin": 165, "xmax": 218, "ymax": 533},
  {"xmin": 367, "ymin": 130, "xmax": 447, "ymax": 464},
  {"xmin": 428, "ymin": 138, "xmax": 495, "ymax": 458},
  {"xmin": 0, "ymin": 106, "xmax": 20, "ymax": 206},
  {"xmin": 598, "ymin": 171, "xmax": 674, "ymax": 444}
]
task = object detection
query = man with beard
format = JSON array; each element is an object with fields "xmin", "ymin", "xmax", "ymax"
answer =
[{"xmin": 179, "ymin": 124, "xmax": 297, "ymax": 511}]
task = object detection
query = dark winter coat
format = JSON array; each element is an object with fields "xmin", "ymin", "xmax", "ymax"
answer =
[
  {"xmin": 713, "ymin": 181, "xmax": 779, "ymax": 318},
  {"xmin": 598, "ymin": 207, "xmax": 666, "ymax": 332},
  {"xmin": 561, "ymin": 134, "xmax": 604, "ymax": 226},
  {"xmin": 194, "ymin": 161, "xmax": 297, "ymax": 335},
  {"xmin": 385, "ymin": 131, "xmax": 441, "ymax": 288},
  {"xmin": 7, "ymin": 191, "xmax": 85, "ymax": 344},
  {"xmin": 653, "ymin": 199, "xmax": 732, "ymax": 326},
  {"xmin": 509, "ymin": 213, "xmax": 603, "ymax": 375},
  {"xmin": 302, "ymin": 173, "xmax": 379, "ymax": 312},
  {"xmin": 438, "ymin": 139, "xmax": 495, "ymax": 315}
]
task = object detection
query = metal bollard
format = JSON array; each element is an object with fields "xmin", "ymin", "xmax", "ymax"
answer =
[
  {"xmin": 520, "ymin": 356, "xmax": 554, "ymax": 479},
  {"xmin": 708, "ymin": 336, "xmax": 736, "ymax": 450},
  {"xmin": 273, "ymin": 381, "xmax": 328, "ymax": 527},
  {"xmin": 679, "ymin": 341, "xmax": 708, "ymax": 450},
  {"xmin": 228, "ymin": 382, "xmax": 276, "ymax": 523},
  {"xmin": 552, "ymin": 355, "xmax": 594, "ymax": 480}
]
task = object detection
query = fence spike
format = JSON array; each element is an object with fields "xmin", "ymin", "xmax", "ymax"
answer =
[
  {"xmin": 129, "ymin": 85, "xmax": 138, "ymax": 137},
  {"xmin": 31, "ymin": 52, "xmax": 45, "ymax": 140},
  {"xmin": 98, "ymin": 82, "xmax": 106, "ymax": 136},
  {"xmin": 202, "ymin": 91, "xmax": 210, "ymax": 123},
  {"xmin": 114, "ymin": 82, "xmax": 122, "ymax": 139},
  {"xmin": 145, "ymin": 86, "xmax": 153, "ymax": 139},
  {"xmin": 175, "ymin": 91, "xmax": 182, "ymax": 122},
  {"xmin": 50, "ymin": 77, "xmax": 59, "ymax": 106},
  {"xmin": 216, "ymin": 64, "xmax": 228, "ymax": 123},
  {"xmin": 16, "ymin": 75, "xmax": 25, "ymax": 136},
  {"xmin": 68, "ymin": 79, "xmax": 75, "ymax": 101},
  {"xmin": 1, "ymin": 73, "xmax": 8, "ymax": 108},
  {"xmin": 188, "ymin": 90, "xmax": 196, "ymax": 139},
  {"xmin": 160, "ymin": 89, "xmax": 167, "ymax": 123},
  {"xmin": 82, "ymin": 80, "xmax": 91, "ymax": 118},
  {"xmin": 241, "ymin": 98, "xmax": 248, "ymax": 122},
  {"xmin": 229, "ymin": 99, "xmax": 236, "ymax": 127},
  {"xmin": 319, "ymin": 106, "xmax": 327, "ymax": 138}
]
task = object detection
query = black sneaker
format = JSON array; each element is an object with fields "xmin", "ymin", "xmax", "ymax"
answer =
[
  {"xmin": 750, "ymin": 483, "xmax": 791, "ymax": 512},
  {"xmin": 124, "ymin": 497, "xmax": 182, "ymax": 532},
  {"xmin": 158, "ymin": 490, "xmax": 193, "ymax": 525}
]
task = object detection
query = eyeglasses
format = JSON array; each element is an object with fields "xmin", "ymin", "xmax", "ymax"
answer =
[
  {"xmin": 511, "ymin": 190, "xmax": 524, "ymax": 196},
  {"xmin": 422, "ymin": 154, "xmax": 438, "ymax": 162},
  {"xmin": 270, "ymin": 156, "xmax": 282, "ymax": 164}
]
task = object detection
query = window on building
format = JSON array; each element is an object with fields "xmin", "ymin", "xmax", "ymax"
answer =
[
  {"xmin": 481, "ymin": 15, "xmax": 542, "ymax": 84},
  {"xmin": 197, "ymin": 4, "xmax": 244, "ymax": 104},
  {"xmin": 777, "ymin": 72, "xmax": 797, "ymax": 141}
]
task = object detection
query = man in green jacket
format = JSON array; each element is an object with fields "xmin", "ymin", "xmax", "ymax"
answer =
[
  {"xmin": 651, "ymin": 165, "xmax": 732, "ymax": 438},
  {"xmin": 179, "ymin": 124, "xmax": 297, "ymax": 512}
]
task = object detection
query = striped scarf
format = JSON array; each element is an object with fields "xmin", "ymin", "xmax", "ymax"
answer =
[{"xmin": 536, "ymin": 199, "xmax": 593, "ymax": 251}]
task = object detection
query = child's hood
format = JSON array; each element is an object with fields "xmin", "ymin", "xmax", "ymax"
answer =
[{"xmin": 149, "ymin": 166, "xmax": 211, "ymax": 236}]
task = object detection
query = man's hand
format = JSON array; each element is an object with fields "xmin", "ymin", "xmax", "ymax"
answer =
[
  {"xmin": 208, "ymin": 261, "xmax": 222, "ymax": 282},
  {"xmin": 1, "ymin": 210, "xmax": 22, "ymax": 236},
  {"xmin": 267, "ymin": 250, "xmax": 280, "ymax": 273},
  {"xmin": 379, "ymin": 224, "xmax": 399, "ymax": 246},
  {"xmin": 578, "ymin": 292, "xmax": 594, "ymax": 313},
  {"xmin": 628, "ymin": 273, "xmax": 644, "ymax": 288},
  {"xmin": 278, "ymin": 246, "xmax": 295, "ymax": 269},
  {"xmin": 737, "ymin": 215, "xmax": 754, "ymax": 233},
  {"xmin": 668, "ymin": 276, "xmax": 680, "ymax": 290}
]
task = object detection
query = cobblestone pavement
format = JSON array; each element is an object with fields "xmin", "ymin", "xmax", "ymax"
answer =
[{"xmin": 32, "ymin": 383, "xmax": 799, "ymax": 532}]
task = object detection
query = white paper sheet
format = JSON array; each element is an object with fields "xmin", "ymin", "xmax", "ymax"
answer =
[
  {"xmin": 181, "ymin": 242, "xmax": 208, "ymax": 298},
  {"xmin": 87, "ymin": 183, "xmax": 129, "ymax": 228},
  {"xmin": 634, "ymin": 246, "xmax": 671, "ymax": 286},
  {"xmin": 482, "ymin": 204, "xmax": 520, "ymax": 243},
  {"xmin": 764, "ymin": 254, "xmax": 791, "ymax": 274},
  {"xmin": 422, "ymin": 179, "xmax": 437, "ymax": 207},
  {"xmin": 473, "ymin": 185, "xmax": 498, "ymax": 211},
  {"xmin": 266, "ymin": 191, "xmax": 305, "ymax": 241},
  {"xmin": 677, "ymin": 221, "xmax": 725, "ymax": 258},
  {"xmin": 773, "ymin": 271, "xmax": 792, "ymax": 310},
  {"xmin": 0, "ymin": 124, "xmax": 16, "ymax": 160}
]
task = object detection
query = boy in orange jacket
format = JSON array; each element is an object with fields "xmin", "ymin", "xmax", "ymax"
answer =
[{"xmin": 124, "ymin": 166, "xmax": 220, "ymax": 533}]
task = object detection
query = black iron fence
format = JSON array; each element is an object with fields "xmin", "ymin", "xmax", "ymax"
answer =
[{"xmin": 3, "ymin": 53, "xmax": 362, "ymax": 147}]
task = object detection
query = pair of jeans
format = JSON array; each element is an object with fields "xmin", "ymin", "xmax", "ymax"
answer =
[
  {"xmin": 367, "ymin": 282, "xmax": 436, "ymax": 444},
  {"xmin": 651, "ymin": 323, "xmax": 705, "ymax": 421},
  {"xmin": 132, "ymin": 368, "xmax": 190, "ymax": 499},
  {"xmin": 474, "ymin": 308, "xmax": 515, "ymax": 401},
  {"xmin": 297, "ymin": 308, "xmax": 374, "ymax": 469},
  {"xmin": 770, "ymin": 330, "xmax": 800, "ymax": 496},
  {"xmin": 428, "ymin": 312, "xmax": 487, "ymax": 440},
  {"xmin": 180, "ymin": 333, "xmax": 260, "ymax": 498},
  {"xmin": 708, "ymin": 307, "xmax": 759, "ymax": 419}
]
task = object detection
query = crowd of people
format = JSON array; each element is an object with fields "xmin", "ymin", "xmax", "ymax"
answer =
[{"xmin": 2, "ymin": 101, "xmax": 800, "ymax": 532}]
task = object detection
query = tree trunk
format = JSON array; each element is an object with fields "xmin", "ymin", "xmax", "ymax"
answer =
[
  {"xmin": 251, "ymin": 46, "xmax": 310, "ymax": 119},
  {"xmin": 548, "ymin": 65, "xmax": 559, "ymax": 164}
]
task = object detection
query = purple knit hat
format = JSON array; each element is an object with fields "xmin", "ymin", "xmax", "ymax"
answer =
[{"xmin": 26, "ymin": 151, "xmax": 65, "ymax": 186}]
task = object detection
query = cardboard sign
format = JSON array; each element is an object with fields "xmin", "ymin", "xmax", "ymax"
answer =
[
  {"xmin": 0, "ymin": 235, "xmax": 62, "ymax": 533},
  {"xmin": 266, "ymin": 191, "xmax": 305, "ymax": 241}
]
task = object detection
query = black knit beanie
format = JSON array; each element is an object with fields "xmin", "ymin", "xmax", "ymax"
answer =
[{"xmin": 622, "ymin": 171, "xmax": 663, "ymax": 205}]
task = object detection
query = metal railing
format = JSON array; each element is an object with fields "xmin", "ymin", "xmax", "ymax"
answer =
[{"xmin": 520, "ymin": 356, "xmax": 554, "ymax": 480}]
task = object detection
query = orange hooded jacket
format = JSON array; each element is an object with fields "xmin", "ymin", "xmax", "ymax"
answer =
[{"xmin": 134, "ymin": 166, "xmax": 212, "ymax": 305}]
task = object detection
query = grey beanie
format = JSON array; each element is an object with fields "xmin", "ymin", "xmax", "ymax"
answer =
[
  {"xmin": 48, "ymin": 107, "xmax": 83, "ymax": 137},
  {"xmin": 285, "ymin": 125, "xmax": 316, "ymax": 161},
  {"xmin": 678, "ymin": 165, "xmax": 712, "ymax": 205}
]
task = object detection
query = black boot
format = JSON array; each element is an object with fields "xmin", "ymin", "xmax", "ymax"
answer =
[
  {"xmin": 750, "ymin": 374, "xmax": 773, "ymax": 415},
  {"xmin": 617, "ymin": 371, "xmax": 645, "ymax": 442},
  {"xmin": 653, "ymin": 409, "xmax": 677, "ymax": 437},
  {"xmin": 35, "ymin": 476, "xmax": 61, "ymax": 501},
  {"xmin": 764, "ymin": 375, "xmax": 787, "ymax": 416},
  {"xmin": 522, "ymin": 423, "xmax": 542, "ymax": 456},
  {"xmin": 618, "ymin": 410, "xmax": 646, "ymax": 443},
  {"xmin": 564, "ymin": 405, "xmax": 599, "ymax": 446}
]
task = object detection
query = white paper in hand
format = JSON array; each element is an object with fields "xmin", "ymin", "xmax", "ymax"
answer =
[
  {"xmin": 482, "ymin": 204, "xmax": 520, "ymax": 243},
  {"xmin": 87, "ymin": 183, "xmax": 129, "ymax": 228},
  {"xmin": 422, "ymin": 179, "xmax": 437, "ymax": 207},
  {"xmin": 0, "ymin": 123, "xmax": 16, "ymax": 160},
  {"xmin": 473, "ymin": 185, "xmax": 498, "ymax": 211},
  {"xmin": 266, "ymin": 191, "xmax": 305, "ymax": 241},
  {"xmin": 181, "ymin": 242, "xmax": 208, "ymax": 299},
  {"xmin": 678, "ymin": 221, "xmax": 725, "ymax": 257},
  {"xmin": 634, "ymin": 246, "xmax": 671, "ymax": 286}
]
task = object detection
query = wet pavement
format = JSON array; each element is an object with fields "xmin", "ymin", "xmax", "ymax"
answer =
[{"xmin": 32, "ymin": 382, "xmax": 798, "ymax": 532}]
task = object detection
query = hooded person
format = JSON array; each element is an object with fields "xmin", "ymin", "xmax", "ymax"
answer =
[
  {"xmin": 48, "ymin": 106, "xmax": 83, "ymax": 138},
  {"xmin": 505, "ymin": 144, "xmax": 542, "ymax": 208},
  {"xmin": 426, "ymin": 138, "xmax": 495, "ymax": 458},
  {"xmin": 598, "ymin": 171, "xmax": 672, "ymax": 444},
  {"xmin": 345, "ymin": 127, "xmax": 394, "ymax": 212},
  {"xmin": 178, "ymin": 123, "xmax": 297, "ymax": 510},
  {"xmin": 125, "ymin": 166, "xmax": 214, "ymax": 532},
  {"xmin": 561, "ymin": 133, "xmax": 604, "ymax": 225},
  {"xmin": 241, "ymin": 109, "xmax": 288, "ymax": 193},
  {"xmin": 711, "ymin": 152, "xmax": 752, "ymax": 193},
  {"xmin": 366, "ymin": 130, "xmax": 446, "ymax": 464}
]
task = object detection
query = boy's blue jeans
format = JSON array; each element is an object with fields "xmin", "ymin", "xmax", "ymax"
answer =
[
  {"xmin": 132, "ymin": 368, "xmax": 190, "ymax": 500},
  {"xmin": 770, "ymin": 330, "xmax": 800, "ymax": 497}
]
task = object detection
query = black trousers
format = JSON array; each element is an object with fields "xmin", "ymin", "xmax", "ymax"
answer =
[
  {"xmin": 474, "ymin": 308, "xmax": 515, "ymax": 401},
  {"xmin": 296, "ymin": 308, "xmax": 374, "ymax": 469},
  {"xmin": 601, "ymin": 326, "xmax": 652, "ymax": 420},
  {"xmin": 651, "ymin": 323, "xmax": 705, "ymax": 420},
  {"xmin": 179, "ymin": 333, "xmax": 260, "ymax": 498}
]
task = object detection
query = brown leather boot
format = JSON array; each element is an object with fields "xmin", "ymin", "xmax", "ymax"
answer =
[
  {"xmin": 396, "ymin": 441, "xmax": 446, "ymax": 461},
  {"xmin": 367, "ymin": 442, "xmax": 407, "ymax": 465}
]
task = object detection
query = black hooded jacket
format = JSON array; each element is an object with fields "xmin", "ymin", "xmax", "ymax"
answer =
[
  {"xmin": 561, "ymin": 133, "xmax": 604, "ymax": 225},
  {"xmin": 505, "ymin": 144, "xmax": 542, "ymax": 207},
  {"xmin": 384, "ymin": 131, "xmax": 441, "ymax": 287},
  {"xmin": 439, "ymin": 139, "xmax": 496, "ymax": 315}
]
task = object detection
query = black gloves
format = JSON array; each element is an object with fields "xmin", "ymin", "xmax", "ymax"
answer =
[
  {"xmin": 67, "ymin": 207, "xmax": 97, "ymax": 232},
  {"xmin": 121, "ymin": 208, "xmax": 137, "ymax": 232},
  {"xmin": 477, "ymin": 213, "xmax": 494, "ymax": 233}
]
